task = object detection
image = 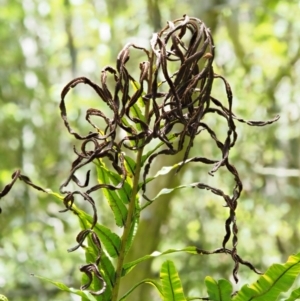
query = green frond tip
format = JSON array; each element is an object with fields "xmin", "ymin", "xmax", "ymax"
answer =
[
  {"xmin": 0, "ymin": 295, "xmax": 8, "ymax": 301},
  {"xmin": 119, "ymin": 278, "xmax": 163, "ymax": 301},
  {"xmin": 31, "ymin": 275, "xmax": 98, "ymax": 301},
  {"xmin": 160, "ymin": 260, "xmax": 187, "ymax": 301},
  {"xmin": 122, "ymin": 246, "xmax": 198, "ymax": 276},
  {"xmin": 205, "ymin": 276, "xmax": 232, "ymax": 301},
  {"xmin": 233, "ymin": 252, "xmax": 300, "ymax": 301}
]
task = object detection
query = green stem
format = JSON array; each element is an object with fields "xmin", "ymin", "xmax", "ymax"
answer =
[
  {"xmin": 111, "ymin": 52, "xmax": 153, "ymax": 301},
  {"xmin": 111, "ymin": 147, "xmax": 144, "ymax": 301}
]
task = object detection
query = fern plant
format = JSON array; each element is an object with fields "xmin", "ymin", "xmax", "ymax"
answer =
[{"xmin": 1, "ymin": 15, "xmax": 299, "ymax": 301}]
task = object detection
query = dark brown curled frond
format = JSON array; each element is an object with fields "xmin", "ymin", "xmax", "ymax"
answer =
[
  {"xmin": 233, "ymin": 114, "xmax": 280, "ymax": 126},
  {"xmin": 86, "ymin": 154, "xmax": 126, "ymax": 195},
  {"xmin": 91, "ymin": 231, "xmax": 103, "ymax": 265},
  {"xmin": 85, "ymin": 108, "xmax": 117, "ymax": 141},
  {"xmin": 59, "ymin": 154, "xmax": 97, "ymax": 193},
  {"xmin": 0, "ymin": 170, "xmax": 20, "ymax": 199},
  {"xmin": 82, "ymin": 192, "xmax": 98, "ymax": 229},
  {"xmin": 0, "ymin": 170, "xmax": 21, "ymax": 213},
  {"xmin": 222, "ymin": 215, "xmax": 232, "ymax": 249},
  {"xmin": 60, "ymin": 77, "xmax": 109, "ymax": 140},
  {"xmin": 60, "ymin": 193, "xmax": 75, "ymax": 212},
  {"xmin": 196, "ymin": 247, "xmax": 262, "ymax": 275},
  {"xmin": 80, "ymin": 263, "xmax": 106, "ymax": 296},
  {"xmin": 60, "ymin": 14, "xmax": 278, "ymax": 288},
  {"xmin": 210, "ymin": 96, "xmax": 280, "ymax": 126},
  {"xmin": 49, "ymin": 16, "xmax": 283, "ymax": 286},
  {"xmin": 18, "ymin": 174, "xmax": 48, "ymax": 193},
  {"xmin": 61, "ymin": 191, "xmax": 98, "ymax": 228},
  {"xmin": 142, "ymin": 147, "xmax": 178, "ymax": 195},
  {"xmin": 68, "ymin": 229, "xmax": 92, "ymax": 252},
  {"xmin": 0, "ymin": 14, "xmax": 281, "ymax": 292},
  {"xmin": 71, "ymin": 170, "xmax": 91, "ymax": 188},
  {"xmin": 194, "ymin": 182, "xmax": 231, "ymax": 205}
]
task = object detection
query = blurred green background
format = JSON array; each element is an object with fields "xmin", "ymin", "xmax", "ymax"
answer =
[{"xmin": 0, "ymin": 0, "xmax": 299, "ymax": 300}]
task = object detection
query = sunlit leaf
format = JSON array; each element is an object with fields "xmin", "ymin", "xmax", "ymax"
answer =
[
  {"xmin": 160, "ymin": 260, "xmax": 186, "ymax": 301},
  {"xmin": 101, "ymin": 160, "xmax": 132, "ymax": 205},
  {"xmin": 100, "ymin": 254, "xmax": 115, "ymax": 294},
  {"xmin": 140, "ymin": 157, "xmax": 203, "ymax": 191},
  {"xmin": 122, "ymin": 246, "xmax": 197, "ymax": 276},
  {"xmin": 130, "ymin": 103, "xmax": 146, "ymax": 132},
  {"xmin": 95, "ymin": 160, "xmax": 127, "ymax": 227},
  {"xmin": 150, "ymin": 185, "xmax": 196, "ymax": 201},
  {"xmin": 119, "ymin": 278, "xmax": 163, "ymax": 301},
  {"xmin": 0, "ymin": 295, "xmax": 8, "ymax": 301},
  {"xmin": 140, "ymin": 183, "xmax": 199, "ymax": 211},
  {"xmin": 32, "ymin": 275, "xmax": 98, "ymax": 301},
  {"xmin": 44, "ymin": 189, "xmax": 64, "ymax": 200},
  {"xmin": 233, "ymin": 252, "xmax": 300, "ymax": 301},
  {"xmin": 205, "ymin": 276, "xmax": 232, "ymax": 301},
  {"xmin": 124, "ymin": 155, "xmax": 136, "ymax": 183},
  {"xmin": 124, "ymin": 213, "xmax": 139, "ymax": 255}
]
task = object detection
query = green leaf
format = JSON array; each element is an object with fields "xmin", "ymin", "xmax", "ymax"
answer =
[
  {"xmin": 102, "ymin": 160, "xmax": 132, "ymax": 205},
  {"xmin": 93, "ymin": 225, "xmax": 121, "ymax": 258},
  {"xmin": 125, "ymin": 213, "xmax": 139, "ymax": 255},
  {"xmin": 100, "ymin": 254, "xmax": 115, "ymax": 293},
  {"xmin": 76, "ymin": 208, "xmax": 121, "ymax": 258},
  {"xmin": 124, "ymin": 155, "xmax": 136, "ymax": 183},
  {"xmin": 140, "ymin": 184, "xmax": 199, "ymax": 211},
  {"xmin": 44, "ymin": 189, "xmax": 64, "ymax": 200},
  {"xmin": 140, "ymin": 157, "xmax": 199, "ymax": 191},
  {"xmin": 160, "ymin": 260, "xmax": 187, "ymax": 301},
  {"xmin": 130, "ymin": 103, "xmax": 146, "ymax": 131},
  {"xmin": 32, "ymin": 275, "xmax": 98, "ymax": 301},
  {"xmin": 0, "ymin": 295, "xmax": 8, "ymax": 301},
  {"xmin": 233, "ymin": 252, "xmax": 300, "ymax": 301},
  {"xmin": 119, "ymin": 278, "xmax": 163, "ymax": 301},
  {"xmin": 122, "ymin": 246, "xmax": 198, "ymax": 276},
  {"xmin": 284, "ymin": 286, "xmax": 300, "ymax": 301},
  {"xmin": 95, "ymin": 160, "xmax": 128, "ymax": 227},
  {"xmin": 205, "ymin": 276, "xmax": 232, "ymax": 301},
  {"xmin": 150, "ymin": 184, "xmax": 195, "ymax": 201}
]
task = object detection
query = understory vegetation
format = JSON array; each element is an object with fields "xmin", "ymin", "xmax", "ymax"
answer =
[{"xmin": 0, "ymin": 1, "xmax": 300, "ymax": 301}]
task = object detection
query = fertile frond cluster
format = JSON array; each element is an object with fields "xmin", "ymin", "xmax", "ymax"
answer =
[{"xmin": 0, "ymin": 15, "xmax": 279, "ymax": 295}]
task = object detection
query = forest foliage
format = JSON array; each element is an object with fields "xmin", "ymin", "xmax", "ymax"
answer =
[{"xmin": 0, "ymin": 0, "xmax": 300, "ymax": 300}]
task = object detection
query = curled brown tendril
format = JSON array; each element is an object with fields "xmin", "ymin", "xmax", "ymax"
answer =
[{"xmin": 0, "ymin": 15, "xmax": 279, "ymax": 292}]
